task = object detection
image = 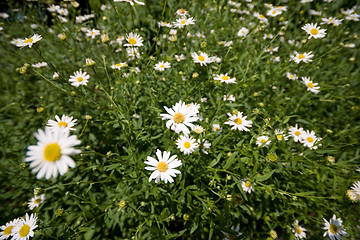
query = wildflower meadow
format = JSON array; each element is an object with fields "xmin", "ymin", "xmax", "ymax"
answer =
[{"xmin": 1, "ymin": 0, "xmax": 360, "ymax": 239}]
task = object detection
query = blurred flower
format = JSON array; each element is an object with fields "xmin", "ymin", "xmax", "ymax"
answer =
[
  {"xmin": 275, "ymin": 129, "xmax": 288, "ymax": 141},
  {"xmin": 288, "ymin": 124, "xmax": 304, "ymax": 142},
  {"xmin": 237, "ymin": 27, "xmax": 249, "ymax": 37},
  {"xmin": 144, "ymin": 149, "xmax": 181, "ymax": 183},
  {"xmin": 292, "ymin": 220, "xmax": 307, "ymax": 239},
  {"xmin": 286, "ymin": 72, "xmax": 298, "ymax": 80},
  {"xmin": 322, "ymin": 215, "xmax": 347, "ymax": 240},
  {"xmin": 111, "ymin": 62, "xmax": 127, "ymax": 70},
  {"xmin": 241, "ymin": 180, "xmax": 254, "ymax": 193},
  {"xmin": 302, "ymin": 23, "xmax": 326, "ymax": 39},
  {"xmin": 173, "ymin": 17, "xmax": 196, "ymax": 28},
  {"xmin": 86, "ymin": 29, "xmax": 100, "ymax": 39},
  {"xmin": 16, "ymin": 34, "xmax": 42, "ymax": 48},
  {"xmin": 52, "ymin": 72, "xmax": 59, "ymax": 80},
  {"xmin": 31, "ymin": 62, "xmax": 47, "ymax": 68},
  {"xmin": 114, "ymin": 0, "xmax": 145, "ymax": 5},
  {"xmin": 86, "ymin": 58, "xmax": 95, "ymax": 66}
]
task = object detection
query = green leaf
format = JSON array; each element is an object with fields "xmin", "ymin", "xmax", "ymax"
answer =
[
  {"xmin": 223, "ymin": 151, "xmax": 237, "ymax": 169},
  {"xmin": 256, "ymin": 170, "xmax": 276, "ymax": 182}
]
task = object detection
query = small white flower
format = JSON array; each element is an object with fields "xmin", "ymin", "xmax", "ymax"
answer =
[
  {"xmin": 291, "ymin": 51, "xmax": 314, "ymax": 64},
  {"xmin": 224, "ymin": 112, "xmax": 253, "ymax": 131},
  {"xmin": 31, "ymin": 62, "xmax": 48, "ymax": 68},
  {"xmin": 124, "ymin": 32, "xmax": 144, "ymax": 47},
  {"xmin": 191, "ymin": 52, "xmax": 213, "ymax": 66},
  {"xmin": 275, "ymin": 129, "xmax": 288, "ymax": 141},
  {"xmin": 111, "ymin": 62, "xmax": 127, "ymax": 70},
  {"xmin": 292, "ymin": 220, "xmax": 307, "ymax": 239},
  {"xmin": 300, "ymin": 130, "xmax": 320, "ymax": 149},
  {"xmin": 256, "ymin": 136, "xmax": 271, "ymax": 147},
  {"xmin": 237, "ymin": 27, "xmax": 249, "ymax": 37},
  {"xmin": 214, "ymin": 73, "xmax": 236, "ymax": 84},
  {"xmin": 302, "ymin": 23, "xmax": 327, "ymax": 39},
  {"xmin": 241, "ymin": 180, "xmax": 254, "ymax": 193},
  {"xmin": 69, "ymin": 70, "xmax": 90, "ymax": 87},
  {"xmin": 288, "ymin": 124, "xmax": 304, "ymax": 142},
  {"xmin": 114, "ymin": 0, "xmax": 145, "ymax": 6},
  {"xmin": 47, "ymin": 114, "xmax": 77, "ymax": 133},
  {"xmin": 28, "ymin": 194, "xmax": 45, "ymax": 210},
  {"xmin": 322, "ymin": 215, "xmax": 347, "ymax": 240},
  {"xmin": 86, "ymin": 29, "xmax": 100, "ymax": 39},
  {"xmin": 286, "ymin": 72, "xmax": 298, "ymax": 80},
  {"xmin": 212, "ymin": 124, "xmax": 222, "ymax": 132},
  {"xmin": 175, "ymin": 54, "xmax": 186, "ymax": 61},
  {"xmin": 192, "ymin": 125, "xmax": 204, "ymax": 134},
  {"xmin": 16, "ymin": 34, "xmax": 42, "ymax": 48},
  {"xmin": 223, "ymin": 94, "xmax": 236, "ymax": 102},
  {"xmin": 301, "ymin": 76, "xmax": 320, "ymax": 94},
  {"xmin": 52, "ymin": 72, "xmax": 59, "ymax": 80},
  {"xmin": 176, "ymin": 135, "xmax": 199, "ymax": 154},
  {"xmin": 154, "ymin": 61, "xmax": 171, "ymax": 71},
  {"xmin": 173, "ymin": 17, "xmax": 196, "ymax": 28},
  {"xmin": 0, "ymin": 218, "xmax": 21, "ymax": 239}
]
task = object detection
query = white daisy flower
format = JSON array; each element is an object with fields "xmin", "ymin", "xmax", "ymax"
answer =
[
  {"xmin": 291, "ymin": 51, "xmax": 314, "ymax": 64},
  {"xmin": 144, "ymin": 149, "xmax": 181, "ymax": 184},
  {"xmin": 263, "ymin": 33, "xmax": 274, "ymax": 39},
  {"xmin": 223, "ymin": 94, "xmax": 236, "ymax": 102},
  {"xmin": 114, "ymin": 0, "xmax": 145, "ymax": 6},
  {"xmin": 191, "ymin": 52, "xmax": 213, "ymax": 66},
  {"xmin": 350, "ymin": 181, "xmax": 360, "ymax": 202},
  {"xmin": 56, "ymin": 7, "xmax": 68, "ymax": 16},
  {"xmin": 116, "ymin": 36, "xmax": 125, "ymax": 45},
  {"xmin": 224, "ymin": 112, "xmax": 253, "ymax": 131},
  {"xmin": 300, "ymin": 130, "xmax": 320, "ymax": 149},
  {"xmin": 16, "ymin": 34, "xmax": 42, "ymax": 48},
  {"xmin": 158, "ymin": 21, "xmax": 173, "ymax": 28},
  {"xmin": 237, "ymin": 27, "xmax": 249, "ymax": 37},
  {"xmin": 124, "ymin": 32, "xmax": 143, "ymax": 47},
  {"xmin": 241, "ymin": 180, "xmax": 254, "ymax": 193},
  {"xmin": 345, "ymin": 13, "xmax": 360, "ymax": 21},
  {"xmin": 292, "ymin": 220, "xmax": 307, "ymax": 239},
  {"xmin": 12, "ymin": 213, "xmax": 37, "ymax": 240},
  {"xmin": 288, "ymin": 124, "xmax": 304, "ymax": 142},
  {"xmin": 27, "ymin": 194, "xmax": 45, "ymax": 210},
  {"xmin": 192, "ymin": 125, "xmax": 204, "ymax": 134},
  {"xmin": 253, "ymin": 12, "xmax": 269, "ymax": 23},
  {"xmin": 52, "ymin": 72, "xmax": 59, "ymax": 80},
  {"xmin": 302, "ymin": 23, "xmax": 327, "ymax": 39},
  {"xmin": 275, "ymin": 129, "xmax": 288, "ymax": 141},
  {"xmin": 212, "ymin": 124, "xmax": 222, "ymax": 132},
  {"xmin": 85, "ymin": 28, "xmax": 100, "ymax": 39},
  {"xmin": 0, "ymin": 218, "xmax": 21, "ymax": 239},
  {"xmin": 46, "ymin": 114, "xmax": 77, "ymax": 133},
  {"xmin": 264, "ymin": 46, "xmax": 279, "ymax": 54},
  {"xmin": 286, "ymin": 72, "xmax": 298, "ymax": 80},
  {"xmin": 69, "ymin": 70, "xmax": 90, "ymax": 87},
  {"xmin": 198, "ymin": 139, "xmax": 211, "ymax": 154},
  {"xmin": 175, "ymin": 8, "xmax": 189, "ymax": 17},
  {"xmin": 25, "ymin": 127, "xmax": 81, "ymax": 179},
  {"xmin": 344, "ymin": 43, "xmax": 355, "ymax": 48},
  {"xmin": 31, "ymin": 62, "xmax": 48, "ymax": 68},
  {"xmin": 10, "ymin": 38, "xmax": 23, "ymax": 46},
  {"xmin": 154, "ymin": 61, "xmax": 171, "ymax": 71},
  {"xmin": 176, "ymin": 135, "xmax": 199, "ymax": 155},
  {"xmin": 175, "ymin": 54, "xmax": 186, "ymax": 61},
  {"xmin": 256, "ymin": 136, "xmax": 271, "ymax": 147},
  {"xmin": 267, "ymin": 8, "xmax": 283, "ymax": 17},
  {"xmin": 213, "ymin": 73, "xmax": 236, "ymax": 84},
  {"xmin": 301, "ymin": 76, "xmax": 320, "ymax": 94},
  {"xmin": 160, "ymin": 100, "xmax": 199, "ymax": 135},
  {"xmin": 126, "ymin": 47, "xmax": 140, "ymax": 59},
  {"xmin": 322, "ymin": 215, "xmax": 347, "ymax": 240},
  {"xmin": 111, "ymin": 62, "xmax": 127, "ymax": 70},
  {"xmin": 173, "ymin": 17, "xmax": 195, "ymax": 28},
  {"xmin": 321, "ymin": 17, "xmax": 343, "ymax": 26}
]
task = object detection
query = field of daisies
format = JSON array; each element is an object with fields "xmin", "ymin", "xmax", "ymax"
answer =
[{"xmin": 1, "ymin": 0, "xmax": 360, "ymax": 239}]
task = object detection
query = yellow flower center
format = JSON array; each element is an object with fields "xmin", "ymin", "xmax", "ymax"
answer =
[
  {"xmin": 198, "ymin": 56, "xmax": 205, "ymax": 61},
  {"xmin": 179, "ymin": 9, "xmax": 186, "ymax": 14},
  {"xmin": 214, "ymin": 127, "xmax": 219, "ymax": 131},
  {"xmin": 295, "ymin": 131, "xmax": 301, "ymax": 136},
  {"xmin": 129, "ymin": 38, "xmax": 137, "ymax": 45},
  {"xmin": 245, "ymin": 181, "xmax": 251, "ymax": 188},
  {"xmin": 116, "ymin": 63, "xmax": 122, "ymax": 67},
  {"xmin": 234, "ymin": 118, "xmax": 242, "ymax": 125},
  {"xmin": 277, "ymin": 135, "xmax": 282, "ymax": 140},
  {"xmin": 260, "ymin": 14, "xmax": 264, "ymax": 18},
  {"xmin": 58, "ymin": 121, "xmax": 68, "ymax": 127},
  {"xmin": 241, "ymin": 31, "xmax": 244, "ymax": 33},
  {"xmin": 221, "ymin": 75, "xmax": 229, "ymax": 80},
  {"xmin": 184, "ymin": 142, "xmax": 191, "ymax": 148},
  {"xmin": 44, "ymin": 143, "xmax": 61, "ymax": 162},
  {"xmin": 290, "ymin": 75, "xmax": 294, "ymax": 78},
  {"xmin": 163, "ymin": 22, "xmax": 167, "ymax": 24},
  {"xmin": 19, "ymin": 224, "xmax": 30, "ymax": 237},
  {"xmin": 173, "ymin": 113, "xmax": 185, "ymax": 124},
  {"xmin": 272, "ymin": 10, "xmax": 276, "ymax": 14},
  {"xmin": 34, "ymin": 198, "xmax": 42, "ymax": 204},
  {"xmin": 307, "ymin": 82, "xmax": 314, "ymax": 88},
  {"xmin": 298, "ymin": 54, "xmax": 305, "ymax": 59},
  {"xmin": 296, "ymin": 227, "xmax": 302, "ymax": 234},
  {"xmin": 310, "ymin": 28, "xmax": 319, "ymax": 35},
  {"xmin": 24, "ymin": 38, "xmax": 33, "ymax": 43},
  {"xmin": 261, "ymin": 139, "xmax": 266, "ymax": 143},
  {"xmin": 181, "ymin": 19, "xmax": 186, "ymax": 24},
  {"xmin": 77, "ymin": 77, "xmax": 83, "ymax": 82},
  {"xmin": 3, "ymin": 226, "xmax": 13, "ymax": 235},
  {"xmin": 157, "ymin": 162, "xmax": 168, "ymax": 172},
  {"xmin": 160, "ymin": 64, "xmax": 165, "ymax": 68},
  {"xmin": 307, "ymin": 137, "xmax": 314, "ymax": 143},
  {"xmin": 329, "ymin": 224, "xmax": 338, "ymax": 234}
]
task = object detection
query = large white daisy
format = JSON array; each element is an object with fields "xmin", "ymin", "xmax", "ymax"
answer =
[
  {"xmin": 25, "ymin": 127, "xmax": 81, "ymax": 179},
  {"xmin": 12, "ymin": 213, "xmax": 37, "ymax": 240},
  {"xmin": 144, "ymin": 149, "xmax": 182, "ymax": 184},
  {"xmin": 302, "ymin": 23, "xmax": 327, "ymax": 39},
  {"xmin": 322, "ymin": 215, "xmax": 347, "ymax": 240},
  {"xmin": 176, "ymin": 135, "xmax": 199, "ymax": 155},
  {"xmin": 0, "ymin": 218, "xmax": 21, "ymax": 240},
  {"xmin": 160, "ymin": 100, "xmax": 199, "ymax": 135}
]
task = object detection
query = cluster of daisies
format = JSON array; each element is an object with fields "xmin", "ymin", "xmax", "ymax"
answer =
[{"xmin": 0, "ymin": 213, "xmax": 38, "ymax": 240}]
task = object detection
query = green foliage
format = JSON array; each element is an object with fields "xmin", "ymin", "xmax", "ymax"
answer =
[{"xmin": 0, "ymin": 0, "xmax": 360, "ymax": 239}]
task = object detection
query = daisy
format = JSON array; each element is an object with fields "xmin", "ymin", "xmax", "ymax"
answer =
[
  {"xmin": 301, "ymin": 76, "xmax": 320, "ymax": 94},
  {"xmin": 175, "ymin": 54, "xmax": 185, "ymax": 61},
  {"xmin": 10, "ymin": 38, "xmax": 23, "ymax": 46},
  {"xmin": 12, "ymin": 213, "xmax": 37, "ymax": 240},
  {"xmin": 214, "ymin": 73, "xmax": 236, "ymax": 84},
  {"xmin": 192, "ymin": 125, "xmax": 204, "ymax": 134},
  {"xmin": 126, "ymin": 47, "xmax": 140, "ymax": 59},
  {"xmin": 176, "ymin": 135, "xmax": 199, "ymax": 154},
  {"xmin": 350, "ymin": 181, "xmax": 360, "ymax": 201},
  {"xmin": 237, "ymin": 27, "xmax": 249, "ymax": 37},
  {"xmin": 224, "ymin": 112, "xmax": 253, "ymax": 131},
  {"xmin": 302, "ymin": 23, "xmax": 327, "ymax": 39},
  {"xmin": 292, "ymin": 220, "xmax": 307, "ymax": 239},
  {"xmin": 144, "ymin": 149, "xmax": 181, "ymax": 183},
  {"xmin": 253, "ymin": 12, "xmax": 269, "ymax": 23},
  {"xmin": 31, "ymin": 62, "xmax": 48, "ymax": 68},
  {"xmin": 17, "ymin": 34, "xmax": 42, "ymax": 48},
  {"xmin": 116, "ymin": 36, "xmax": 124, "ymax": 45},
  {"xmin": 322, "ymin": 215, "xmax": 347, "ymax": 240},
  {"xmin": 344, "ymin": 43, "xmax": 355, "ymax": 48},
  {"xmin": 0, "ymin": 218, "xmax": 21, "ymax": 240},
  {"xmin": 114, "ymin": 0, "xmax": 145, "ymax": 5},
  {"xmin": 213, "ymin": 124, "xmax": 222, "ymax": 132},
  {"xmin": 263, "ymin": 33, "xmax": 274, "ymax": 39},
  {"xmin": 223, "ymin": 94, "xmax": 236, "ymax": 102},
  {"xmin": 85, "ymin": 28, "xmax": 100, "ymax": 39},
  {"xmin": 28, "ymin": 194, "xmax": 45, "ymax": 210},
  {"xmin": 46, "ymin": 114, "xmax": 77, "ymax": 133},
  {"xmin": 25, "ymin": 127, "xmax": 81, "ymax": 179},
  {"xmin": 345, "ymin": 13, "xmax": 359, "ymax": 21},
  {"xmin": 241, "ymin": 180, "xmax": 254, "ymax": 193},
  {"xmin": 69, "ymin": 70, "xmax": 89, "ymax": 87},
  {"xmin": 160, "ymin": 100, "xmax": 199, "ymax": 135},
  {"xmin": 52, "ymin": 72, "xmax": 59, "ymax": 80},
  {"xmin": 111, "ymin": 62, "xmax": 127, "ymax": 70},
  {"xmin": 300, "ymin": 130, "xmax": 320, "ymax": 149},
  {"xmin": 291, "ymin": 51, "xmax": 314, "ymax": 64},
  {"xmin": 124, "ymin": 32, "xmax": 143, "ymax": 47},
  {"xmin": 175, "ymin": 8, "xmax": 189, "ymax": 17},
  {"xmin": 191, "ymin": 52, "xmax": 212, "ymax": 66},
  {"xmin": 288, "ymin": 124, "xmax": 304, "ymax": 142},
  {"xmin": 198, "ymin": 139, "xmax": 211, "ymax": 154},
  {"xmin": 154, "ymin": 61, "xmax": 171, "ymax": 71},
  {"xmin": 173, "ymin": 17, "xmax": 196, "ymax": 28},
  {"xmin": 286, "ymin": 72, "xmax": 298, "ymax": 80},
  {"xmin": 275, "ymin": 129, "xmax": 288, "ymax": 141},
  {"xmin": 267, "ymin": 8, "xmax": 282, "ymax": 17},
  {"xmin": 158, "ymin": 21, "xmax": 172, "ymax": 28},
  {"xmin": 256, "ymin": 136, "xmax": 271, "ymax": 147},
  {"xmin": 321, "ymin": 17, "xmax": 343, "ymax": 26}
]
